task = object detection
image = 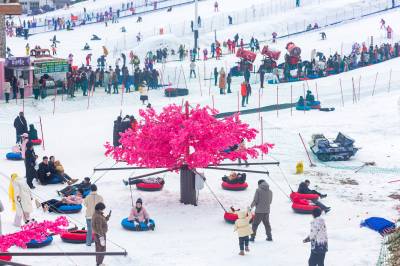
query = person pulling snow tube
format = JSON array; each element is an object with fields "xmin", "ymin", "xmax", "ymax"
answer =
[
  {"xmin": 121, "ymin": 218, "xmax": 155, "ymax": 231},
  {"xmin": 6, "ymin": 152, "xmax": 22, "ymax": 161},
  {"xmin": 26, "ymin": 236, "xmax": 53, "ymax": 248},
  {"xmin": 224, "ymin": 212, "xmax": 254, "ymax": 224},
  {"xmin": 53, "ymin": 204, "xmax": 82, "ymax": 214},
  {"xmin": 221, "ymin": 181, "xmax": 248, "ymax": 191},
  {"xmin": 31, "ymin": 139, "xmax": 43, "ymax": 145},
  {"xmin": 61, "ymin": 230, "xmax": 94, "ymax": 244}
]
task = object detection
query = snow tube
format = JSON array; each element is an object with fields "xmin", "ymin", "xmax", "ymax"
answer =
[
  {"xmin": 47, "ymin": 175, "xmax": 64, "ymax": 184},
  {"xmin": 221, "ymin": 181, "xmax": 248, "ymax": 191},
  {"xmin": 121, "ymin": 218, "xmax": 155, "ymax": 231},
  {"xmin": 361, "ymin": 217, "xmax": 396, "ymax": 234},
  {"xmin": 267, "ymin": 79, "xmax": 278, "ymax": 84},
  {"xmin": 296, "ymin": 105, "xmax": 311, "ymax": 111},
  {"xmin": 54, "ymin": 204, "xmax": 82, "ymax": 214},
  {"xmin": 288, "ymin": 77, "xmax": 299, "ymax": 82},
  {"xmin": 26, "ymin": 236, "xmax": 53, "ymax": 249},
  {"xmin": 31, "ymin": 139, "xmax": 42, "ymax": 145},
  {"xmin": 290, "ymin": 192, "xmax": 319, "ymax": 201},
  {"xmin": 61, "ymin": 230, "xmax": 93, "ymax": 244},
  {"xmin": 292, "ymin": 203, "xmax": 320, "ymax": 214},
  {"xmin": 307, "ymin": 74, "xmax": 319, "ymax": 79},
  {"xmin": 0, "ymin": 255, "xmax": 11, "ymax": 262},
  {"xmin": 136, "ymin": 182, "xmax": 164, "ymax": 191},
  {"xmin": 6, "ymin": 152, "xmax": 22, "ymax": 161},
  {"xmin": 224, "ymin": 212, "xmax": 254, "ymax": 224},
  {"xmin": 164, "ymin": 88, "xmax": 189, "ymax": 97}
]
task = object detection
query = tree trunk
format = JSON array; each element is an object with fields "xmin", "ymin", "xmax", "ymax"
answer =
[
  {"xmin": 0, "ymin": 15, "xmax": 6, "ymax": 58},
  {"xmin": 180, "ymin": 166, "xmax": 196, "ymax": 205}
]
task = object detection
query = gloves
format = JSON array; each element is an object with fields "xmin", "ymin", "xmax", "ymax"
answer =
[{"xmin": 99, "ymin": 236, "xmax": 105, "ymax": 247}]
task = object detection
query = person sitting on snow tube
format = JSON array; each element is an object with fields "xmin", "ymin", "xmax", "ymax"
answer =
[
  {"xmin": 58, "ymin": 177, "xmax": 91, "ymax": 197},
  {"xmin": 40, "ymin": 189, "xmax": 83, "ymax": 213},
  {"xmin": 298, "ymin": 180, "xmax": 330, "ymax": 213},
  {"xmin": 37, "ymin": 156, "xmax": 57, "ymax": 185},
  {"xmin": 83, "ymin": 43, "xmax": 90, "ymax": 50},
  {"xmin": 305, "ymin": 90, "xmax": 315, "ymax": 103},
  {"xmin": 127, "ymin": 198, "xmax": 155, "ymax": 231},
  {"xmin": 28, "ymin": 124, "xmax": 39, "ymax": 141},
  {"xmin": 222, "ymin": 172, "xmax": 246, "ymax": 184},
  {"xmin": 297, "ymin": 96, "xmax": 306, "ymax": 107},
  {"xmin": 50, "ymin": 157, "xmax": 78, "ymax": 185}
]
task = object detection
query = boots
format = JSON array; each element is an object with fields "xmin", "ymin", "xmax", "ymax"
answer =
[
  {"xmin": 245, "ymin": 246, "xmax": 250, "ymax": 252},
  {"xmin": 239, "ymin": 251, "xmax": 245, "ymax": 256},
  {"xmin": 67, "ymin": 179, "xmax": 78, "ymax": 185}
]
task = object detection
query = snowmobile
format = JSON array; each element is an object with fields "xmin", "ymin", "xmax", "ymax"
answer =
[{"xmin": 309, "ymin": 133, "xmax": 358, "ymax": 161}]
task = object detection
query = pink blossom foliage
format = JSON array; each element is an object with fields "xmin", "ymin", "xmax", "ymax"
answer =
[
  {"xmin": 105, "ymin": 104, "xmax": 273, "ymax": 169},
  {"xmin": 0, "ymin": 216, "xmax": 69, "ymax": 252}
]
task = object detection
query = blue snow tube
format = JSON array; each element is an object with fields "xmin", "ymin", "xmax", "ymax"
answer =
[
  {"xmin": 47, "ymin": 175, "xmax": 64, "ymax": 184},
  {"xmin": 296, "ymin": 105, "xmax": 311, "ymax": 111},
  {"xmin": 307, "ymin": 74, "xmax": 319, "ymax": 79},
  {"xmin": 121, "ymin": 218, "xmax": 155, "ymax": 231},
  {"xmin": 361, "ymin": 217, "xmax": 395, "ymax": 234},
  {"xmin": 26, "ymin": 236, "xmax": 53, "ymax": 249},
  {"xmin": 54, "ymin": 204, "xmax": 82, "ymax": 214},
  {"xmin": 6, "ymin": 152, "xmax": 22, "ymax": 161}
]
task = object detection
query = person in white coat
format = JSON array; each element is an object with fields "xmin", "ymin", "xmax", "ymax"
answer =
[
  {"xmin": 9, "ymin": 173, "xmax": 33, "ymax": 226},
  {"xmin": 20, "ymin": 133, "xmax": 29, "ymax": 159}
]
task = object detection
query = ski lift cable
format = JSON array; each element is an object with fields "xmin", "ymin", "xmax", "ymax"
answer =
[
  {"xmin": 194, "ymin": 171, "xmax": 227, "ymax": 212},
  {"xmin": 268, "ymin": 154, "xmax": 294, "ymax": 192},
  {"xmin": 0, "ymin": 171, "xmax": 127, "ymax": 254},
  {"xmin": 260, "ymin": 165, "xmax": 290, "ymax": 200}
]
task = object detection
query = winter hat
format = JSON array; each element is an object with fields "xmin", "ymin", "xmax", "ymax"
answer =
[
  {"xmin": 136, "ymin": 198, "xmax": 143, "ymax": 204},
  {"xmin": 21, "ymin": 133, "xmax": 28, "ymax": 138}
]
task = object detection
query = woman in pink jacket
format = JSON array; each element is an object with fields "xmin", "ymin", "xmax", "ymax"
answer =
[{"xmin": 128, "ymin": 198, "xmax": 154, "ymax": 230}]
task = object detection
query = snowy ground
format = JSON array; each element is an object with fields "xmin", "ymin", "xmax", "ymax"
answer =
[{"xmin": 2, "ymin": 0, "xmax": 400, "ymax": 265}]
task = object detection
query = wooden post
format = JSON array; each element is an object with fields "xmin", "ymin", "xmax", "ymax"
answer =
[
  {"xmin": 39, "ymin": 116, "xmax": 45, "ymax": 151},
  {"xmin": 258, "ymin": 88, "xmax": 261, "ymax": 120},
  {"xmin": 208, "ymin": 72, "xmax": 212, "ymax": 96},
  {"xmin": 290, "ymin": 84, "xmax": 293, "ymax": 116},
  {"xmin": 372, "ymin": 72, "xmax": 378, "ymax": 96},
  {"xmin": 276, "ymin": 85, "xmax": 279, "ymax": 117},
  {"xmin": 351, "ymin": 77, "xmax": 356, "ymax": 104},
  {"xmin": 53, "ymin": 85, "xmax": 58, "ymax": 115},
  {"xmin": 339, "ymin": 78, "xmax": 344, "ymax": 107},
  {"xmin": 303, "ymin": 82, "xmax": 306, "ymax": 114},
  {"xmin": 388, "ymin": 69, "xmax": 392, "ymax": 93},
  {"xmin": 212, "ymin": 95, "xmax": 215, "ymax": 110},
  {"xmin": 197, "ymin": 65, "xmax": 203, "ymax": 96},
  {"xmin": 181, "ymin": 65, "xmax": 188, "ymax": 90},
  {"xmin": 260, "ymin": 116, "xmax": 264, "ymax": 160},
  {"xmin": 237, "ymin": 91, "xmax": 240, "ymax": 113},
  {"xmin": 358, "ymin": 76, "xmax": 361, "ymax": 101},
  {"xmin": 315, "ymin": 82, "xmax": 319, "ymax": 100}
]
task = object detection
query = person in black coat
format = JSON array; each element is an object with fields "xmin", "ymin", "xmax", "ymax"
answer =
[
  {"xmin": 113, "ymin": 116, "xmax": 122, "ymax": 147},
  {"xmin": 298, "ymin": 180, "xmax": 330, "ymax": 213},
  {"xmin": 24, "ymin": 142, "xmax": 37, "ymax": 189},
  {"xmin": 14, "ymin": 112, "xmax": 28, "ymax": 143},
  {"xmin": 244, "ymin": 68, "xmax": 251, "ymax": 83},
  {"xmin": 37, "ymin": 156, "xmax": 56, "ymax": 185}
]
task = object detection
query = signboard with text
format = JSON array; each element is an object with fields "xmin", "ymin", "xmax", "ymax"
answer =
[
  {"xmin": 34, "ymin": 60, "xmax": 69, "ymax": 74},
  {"xmin": 5, "ymin": 57, "xmax": 30, "ymax": 68}
]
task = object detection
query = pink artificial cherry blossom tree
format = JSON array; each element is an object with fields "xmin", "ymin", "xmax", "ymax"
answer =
[{"xmin": 105, "ymin": 102, "xmax": 273, "ymax": 205}]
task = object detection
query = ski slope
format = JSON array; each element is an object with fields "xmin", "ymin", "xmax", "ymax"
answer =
[{"xmin": 2, "ymin": 0, "xmax": 400, "ymax": 265}]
